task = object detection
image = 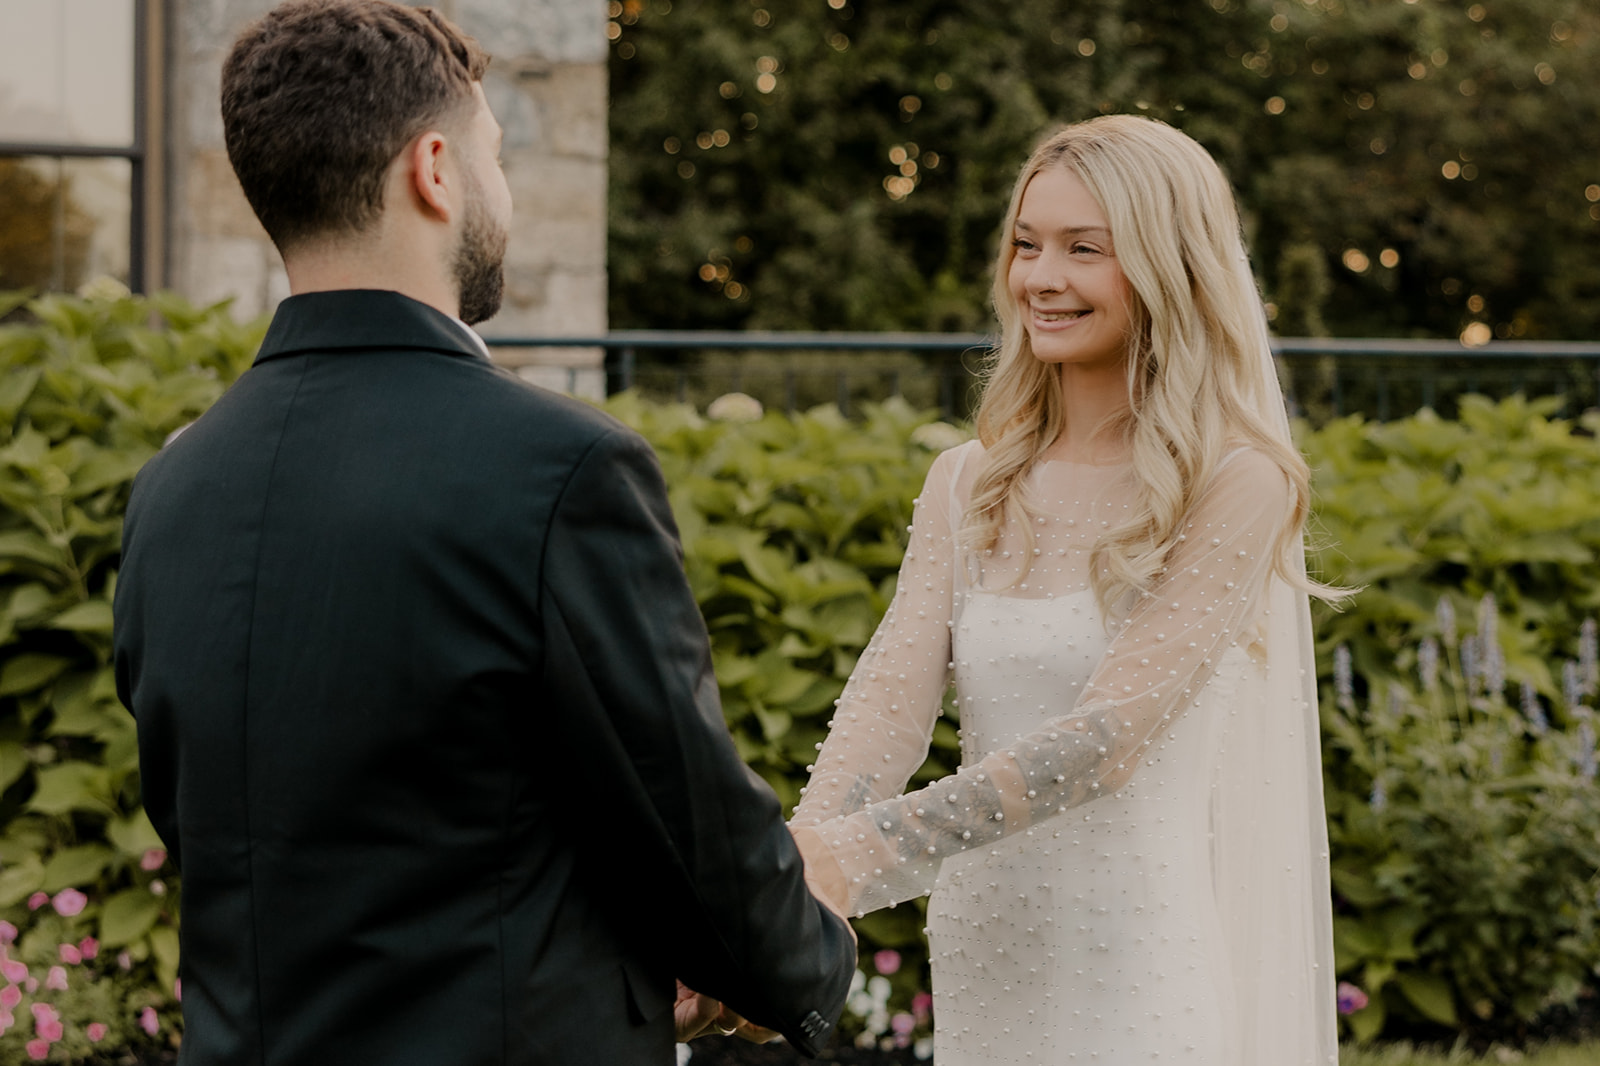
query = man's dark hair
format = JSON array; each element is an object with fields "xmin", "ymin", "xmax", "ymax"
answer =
[{"xmin": 221, "ymin": 0, "xmax": 490, "ymax": 251}]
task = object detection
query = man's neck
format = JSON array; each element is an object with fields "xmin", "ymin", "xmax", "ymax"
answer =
[{"xmin": 282, "ymin": 239, "xmax": 460, "ymax": 320}]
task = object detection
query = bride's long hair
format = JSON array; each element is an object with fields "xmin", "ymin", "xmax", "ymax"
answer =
[{"xmin": 967, "ymin": 114, "xmax": 1328, "ymax": 611}]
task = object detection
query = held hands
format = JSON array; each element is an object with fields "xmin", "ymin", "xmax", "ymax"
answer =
[
  {"xmin": 789, "ymin": 825, "xmax": 855, "ymax": 944},
  {"xmin": 674, "ymin": 980, "xmax": 780, "ymax": 1044},
  {"xmin": 673, "ymin": 827, "xmax": 855, "ymax": 1045}
]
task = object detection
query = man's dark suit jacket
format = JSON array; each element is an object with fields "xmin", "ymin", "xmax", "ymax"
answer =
[{"xmin": 112, "ymin": 290, "xmax": 855, "ymax": 1065}]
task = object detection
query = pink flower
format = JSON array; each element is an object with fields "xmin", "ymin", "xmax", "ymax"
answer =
[
  {"xmin": 77, "ymin": 937, "xmax": 97, "ymax": 961},
  {"xmin": 26, "ymin": 893, "xmax": 48, "ymax": 912},
  {"xmin": 1, "ymin": 959, "xmax": 27, "ymax": 983},
  {"xmin": 1, "ymin": 985, "xmax": 20, "ymax": 1009},
  {"xmin": 0, "ymin": 922, "xmax": 17, "ymax": 944},
  {"xmin": 29, "ymin": 1003, "xmax": 54, "ymax": 1022},
  {"xmin": 0, "ymin": 1008, "xmax": 12, "ymax": 1033},
  {"xmin": 58, "ymin": 944, "xmax": 81, "ymax": 965},
  {"xmin": 891, "ymin": 1011, "xmax": 916, "ymax": 1035},
  {"xmin": 36, "ymin": 1016, "xmax": 62, "ymax": 1042},
  {"xmin": 173, "ymin": 977, "xmax": 182, "ymax": 1002},
  {"xmin": 911, "ymin": 990, "xmax": 933, "ymax": 1022},
  {"xmin": 43, "ymin": 966, "xmax": 67, "ymax": 992},
  {"xmin": 140, "ymin": 849, "xmax": 167, "ymax": 872},
  {"xmin": 1337, "ymin": 981, "xmax": 1369, "ymax": 1014},
  {"xmin": 23, "ymin": 977, "xmax": 36, "ymax": 993},
  {"xmin": 116, "ymin": 951, "xmax": 131, "ymax": 971},
  {"xmin": 139, "ymin": 1006, "xmax": 159, "ymax": 1036},
  {"xmin": 873, "ymin": 949, "xmax": 902, "ymax": 975},
  {"xmin": 25, "ymin": 1038, "xmax": 48, "ymax": 1060},
  {"xmin": 51, "ymin": 889, "xmax": 87, "ymax": 917},
  {"xmin": 87, "ymin": 1022, "xmax": 108, "ymax": 1042}
]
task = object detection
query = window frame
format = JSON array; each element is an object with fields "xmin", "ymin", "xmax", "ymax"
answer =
[{"xmin": 0, "ymin": 0, "xmax": 155, "ymax": 292}]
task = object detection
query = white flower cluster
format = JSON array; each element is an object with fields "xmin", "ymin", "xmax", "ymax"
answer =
[
  {"xmin": 706, "ymin": 392, "xmax": 764, "ymax": 422},
  {"xmin": 75, "ymin": 276, "xmax": 132, "ymax": 303},
  {"xmin": 908, "ymin": 421, "xmax": 968, "ymax": 451}
]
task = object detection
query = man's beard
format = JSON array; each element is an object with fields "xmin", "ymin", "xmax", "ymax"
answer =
[{"xmin": 453, "ymin": 176, "xmax": 507, "ymax": 326}]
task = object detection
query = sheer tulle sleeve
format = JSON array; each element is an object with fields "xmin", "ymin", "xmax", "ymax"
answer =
[
  {"xmin": 803, "ymin": 449, "xmax": 1293, "ymax": 915},
  {"xmin": 788, "ymin": 445, "xmax": 968, "ymax": 831}
]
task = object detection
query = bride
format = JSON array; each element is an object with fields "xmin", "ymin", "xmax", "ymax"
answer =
[{"xmin": 789, "ymin": 115, "xmax": 1340, "ymax": 1064}]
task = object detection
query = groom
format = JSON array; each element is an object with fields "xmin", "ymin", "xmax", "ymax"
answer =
[{"xmin": 111, "ymin": 2, "xmax": 855, "ymax": 1063}]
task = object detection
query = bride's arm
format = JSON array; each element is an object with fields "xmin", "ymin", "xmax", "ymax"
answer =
[
  {"xmin": 788, "ymin": 445, "xmax": 966, "ymax": 833},
  {"xmin": 799, "ymin": 449, "xmax": 1293, "ymax": 915}
]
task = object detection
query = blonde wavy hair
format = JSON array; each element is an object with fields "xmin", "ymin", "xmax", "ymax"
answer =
[{"xmin": 967, "ymin": 114, "xmax": 1324, "ymax": 611}]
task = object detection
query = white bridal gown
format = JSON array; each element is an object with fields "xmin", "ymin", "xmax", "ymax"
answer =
[{"xmin": 791, "ymin": 440, "xmax": 1337, "ymax": 1066}]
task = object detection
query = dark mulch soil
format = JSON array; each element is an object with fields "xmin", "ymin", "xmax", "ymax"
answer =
[
  {"xmin": 691, "ymin": 984, "xmax": 1600, "ymax": 1064},
  {"xmin": 118, "ymin": 984, "xmax": 1600, "ymax": 1064},
  {"xmin": 683, "ymin": 1036, "xmax": 922, "ymax": 1065}
]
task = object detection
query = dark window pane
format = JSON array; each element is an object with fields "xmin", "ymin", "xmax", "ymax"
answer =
[
  {"xmin": 0, "ymin": 0, "xmax": 135, "ymax": 146},
  {"xmin": 0, "ymin": 155, "xmax": 131, "ymax": 292}
]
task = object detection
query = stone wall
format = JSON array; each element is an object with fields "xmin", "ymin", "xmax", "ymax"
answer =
[{"xmin": 165, "ymin": 0, "xmax": 608, "ymax": 396}]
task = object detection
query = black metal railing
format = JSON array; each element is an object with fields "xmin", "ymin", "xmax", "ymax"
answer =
[{"xmin": 483, "ymin": 331, "xmax": 1600, "ymax": 423}]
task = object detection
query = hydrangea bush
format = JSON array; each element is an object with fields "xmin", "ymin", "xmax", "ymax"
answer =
[
  {"xmin": 0, "ymin": 287, "xmax": 261, "ymax": 1059},
  {"xmin": 4, "ymin": 286, "xmax": 1600, "ymax": 1051}
]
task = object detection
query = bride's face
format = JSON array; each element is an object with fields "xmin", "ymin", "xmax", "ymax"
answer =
[{"xmin": 1007, "ymin": 166, "xmax": 1135, "ymax": 375}]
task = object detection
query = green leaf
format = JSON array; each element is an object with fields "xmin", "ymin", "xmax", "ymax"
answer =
[
  {"xmin": 29, "ymin": 761, "xmax": 114, "ymax": 816},
  {"xmin": 40, "ymin": 844, "xmax": 115, "ymax": 892},
  {"xmin": 3, "ymin": 583, "xmax": 58, "ymax": 624},
  {"xmin": 751, "ymin": 705, "xmax": 792, "ymax": 741},
  {"xmin": 48, "ymin": 599, "xmax": 113, "ymax": 634},
  {"xmin": 850, "ymin": 901, "xmax": 927, "ymax": 949},
  {"xmin": 0, "ymin": 653, "xmax": 70, "ymax": 696},
  {"xmin": 0, "ymin": 741, "xmax": 29, "ymax": 794},
  {"xmin": 1394, "ymin": 971, "xmax": 1459, "ymax": 1026},
  {"xmin": 0, "ymin": 855, "xmax": 44, "ymax": 908},
  {"xmin": 1330, "ymin": 867, "xmax": 1388, "ymax": 908},
  {"xmin": 1346, "ymin": 997, "xmax": 1386, "ymax": 1044},
  {"xmin": 149, "ymin": 923, "xmax": 181, "ymax": 994},
  {"xmin": 0, "ymin": 529, "xmax": 58, "ymax": 568},
  {"xmin": 1333, "ymin": 915, "xmax": 1384, "ymax": 965},
  {"xmin": 99, "ymin": 888, "xmax": 163, "ymax": 948},
  {"xmin": 106, "ymin": 809, "xmax": 165, "ymax": 858},
  {"xmin": 0, "ymin": 290, "xmax": 33, "ymax": 321}
]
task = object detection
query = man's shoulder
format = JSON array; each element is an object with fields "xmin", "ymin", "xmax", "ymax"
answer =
[{"xmin": 465, "ymin": 367, "xmax": 639, "ymax": 454}]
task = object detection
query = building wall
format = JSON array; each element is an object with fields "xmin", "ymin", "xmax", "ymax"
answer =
[{"xmin": 166, "ymin": 0, "xmax": 608, "ymax": 396}]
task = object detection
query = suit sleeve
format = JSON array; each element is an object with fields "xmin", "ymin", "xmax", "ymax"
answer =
[{"xmin": 538, "ymin": 426, "xmax": 856, "ymax": 1055}]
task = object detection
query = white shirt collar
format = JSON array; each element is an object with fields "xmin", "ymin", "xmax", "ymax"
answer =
[{"xmin": 447, "ymin": 315, "xmax": 493, "ymax": 360}]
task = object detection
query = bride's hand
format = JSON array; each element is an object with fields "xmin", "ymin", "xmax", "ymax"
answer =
[
  {"xmin": 674, "ymin": 980, "xmax": 721, "ymax": 1042},
  {"xmin": 789, "ymin": 825, "xmax": 856, "ymax": 943}
]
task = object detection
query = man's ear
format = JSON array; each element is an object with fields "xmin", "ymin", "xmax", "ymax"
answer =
[{"xmin": 406, "ymin": 131, "xmax": 454, "ymax": 223}]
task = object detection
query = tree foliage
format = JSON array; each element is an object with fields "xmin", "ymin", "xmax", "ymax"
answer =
[{"xmin": 609, "ymin": 0, "xmax": 1600, "ymax": 341}]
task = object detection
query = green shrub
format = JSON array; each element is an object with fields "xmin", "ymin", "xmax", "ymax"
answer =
[
  {"xmin": 0, "ymin": 288, "xmax": 262, "ymax": 1057},
  {"xmin": 603, "ymin": 392, "xmax": 968, "ymax": 972},
  {"xmin": 1305, "ymin": 394, "xmax": 1600, "ymax": 708},
  {"xmin": 1322, "ymin": 610, "xmax": 1600, "ymax": 1043},
  {"xmin": 1303, "ymin": 396, "xmax": 1600, "ymax": 1040},
  {"xmin": 5, "ymin": 285, "xmax": 1600, "ymax": 1050}
]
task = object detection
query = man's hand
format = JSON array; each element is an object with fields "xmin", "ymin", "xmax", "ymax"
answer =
[
  {"xmin": 789, "ymin": 825, "xmax": 856, "ymax": 945},
  {"xmin": 675, "ymin": 980, "xmax": 721, "ymax": 1042},
  {"xmin": 714, "ymin": 1003, "xmax": 781, "ymax": 1044}
]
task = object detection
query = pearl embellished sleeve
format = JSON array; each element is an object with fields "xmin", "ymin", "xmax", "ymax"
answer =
[
  {"xmin": 804, "ymin": 449, "xmax": 1292, "ymax": 915},
  {"xmin": 789, "ymin": 446, "xmax": 964, "ymax": 831}
]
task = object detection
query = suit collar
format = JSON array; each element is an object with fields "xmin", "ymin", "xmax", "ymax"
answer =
[{"xmin": 254, "ymin": 290, "xmax": 490, "ymax": 365}]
